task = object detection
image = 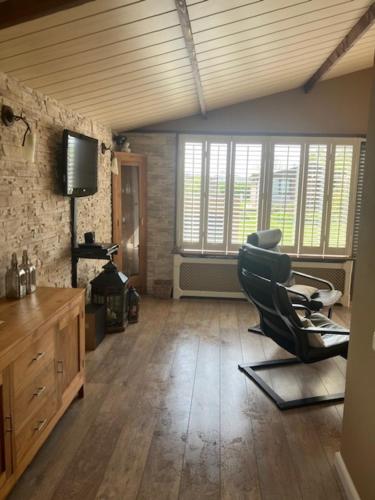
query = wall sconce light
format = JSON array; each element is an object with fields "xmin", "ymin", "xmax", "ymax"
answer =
[
  {"xmin": 1, "ymin": 105, "xmax": 36, "ymax": 162},
  {"xmin": 101, "ymin": 142, "xmax": 119, "ymax": 175}
]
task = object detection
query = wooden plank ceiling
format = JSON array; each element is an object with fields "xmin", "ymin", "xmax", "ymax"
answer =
[{"xmin": 0, "ymin": 0, "xmax": 373, "ymax": 131}]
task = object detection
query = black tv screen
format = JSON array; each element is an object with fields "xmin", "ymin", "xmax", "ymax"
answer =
[{"xmin": 62, "ymin": 129, "xmax": 98, "ymax": 197}]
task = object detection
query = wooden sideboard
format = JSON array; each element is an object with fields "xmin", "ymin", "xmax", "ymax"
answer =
[{"xmin": 0, "ymin": 287, "xmax": 85, "ymax": 498}]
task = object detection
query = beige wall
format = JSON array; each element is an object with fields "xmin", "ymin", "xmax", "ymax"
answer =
[
  {"xmin": 136, "ymin": 69, "xmax": 372, "ymax": 136},
  {"xmin": 340, "ymin": 67, "xmax": 375, "ymax": 500},
  {"xmin": 0, "ymin": 72, "xmax": 112, "ymax": 297}
]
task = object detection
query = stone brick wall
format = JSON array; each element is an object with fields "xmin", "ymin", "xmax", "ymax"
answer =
[
  {"xmin": 0, "ymin": 72, "xmax": 113, "ymax": 298},
  {"xmin": 126, "ymin": 133, "xmax": 177, "ymax": 293}
]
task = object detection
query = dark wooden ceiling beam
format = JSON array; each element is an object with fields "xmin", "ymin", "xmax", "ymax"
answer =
[
  {"xmin": 303, "ymin": 2, "xmax": 375, "ymax": 93},
  {"xmin": 175, "ymin": 0, "xmax": 206, "ymax": 117},
  {"xmin": 0, "ymin": 0, "xmax": 95, "ymax": 30}
]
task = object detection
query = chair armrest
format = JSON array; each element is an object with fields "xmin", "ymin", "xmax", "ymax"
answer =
[
  {"xmin": 291, "ymin": 270, "xmax": 334, "ymax": 290},
  {"xmin": 302, "ymin": 327, "xmax": 350, "ymax": 335},
  {"xmin": 286, "ymin": 287, "xmax": 309, "ymax": 302},
  {"xmin": 292, "ymin": 304, "xmax": 311, "ymax": 317}
]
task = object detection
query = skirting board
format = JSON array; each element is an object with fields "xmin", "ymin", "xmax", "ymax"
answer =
[{"xmin": 335, "ymin": 452, "xmax": 361, "ymax": 500}]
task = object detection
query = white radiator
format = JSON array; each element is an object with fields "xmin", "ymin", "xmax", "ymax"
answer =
[{"xmin": 173, "ymin": 254, "xmax": 353, "ymax": 306}]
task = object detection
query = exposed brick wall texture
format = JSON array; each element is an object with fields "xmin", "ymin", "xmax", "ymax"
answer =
[
  {"xmin": 126, "ymin": 133, "xmax": 177, "ymax": 293},
  {"xmin": 0, "ymin": 72, "xmax": 112, "ymax": 298}
]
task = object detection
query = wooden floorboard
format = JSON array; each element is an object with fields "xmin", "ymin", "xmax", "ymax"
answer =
[{"xmin": 9, "ymin": 298, "xmax": 348, "ymax": 500}]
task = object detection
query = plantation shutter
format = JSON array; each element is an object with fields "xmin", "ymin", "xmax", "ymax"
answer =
[
  {"xmin": 352, "ymin": 141, "xmax": 366, "ymax": 257},
  {"xmin": 326, "ymin": 144, "xmax": 354, "ymax": 253},
  {"xmin": 229, "ymin": 142, "xmax": 263, "ymax": 248},
  {"xmin": 300, "ymin": 144, "xmax": 328, "ymax": 252},
  {"xmin": 269, "ymin": 144, "xmax": 302, "ymax": 250},
  {"xmin": 205, "ymin": 141, "xmax": 229, "ymax": 250},
  {"xmin": 181, "ymin": 140, "xmax": 204, "ymax": 249}
]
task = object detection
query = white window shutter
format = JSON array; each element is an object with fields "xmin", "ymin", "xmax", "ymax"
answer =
[
  {"xmin": 205, "ymin": 142, "xmax": 229, "ymax": 249},
  {"xmin": 301, "ymin": 144, "xmax": 328, "ymax": 250},
  {"xmin": 327, "ymin": 145, "xmax": 353, "ymax": 251},
  {"xmin": 182, "ymin": 141, "xmax": 204, "ymax": 248},
  {"xmin": 230, "ymin": 143, "xmax": 263, "ymax": 247},
  {"xmin": 269, "ymin": 144, "xmax": 301, "ymax": 250}
]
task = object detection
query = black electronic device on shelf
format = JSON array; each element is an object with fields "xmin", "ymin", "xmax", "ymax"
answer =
[{"xmin": 70, "ymin": 197, "xmax": 118, "ymax": 288}]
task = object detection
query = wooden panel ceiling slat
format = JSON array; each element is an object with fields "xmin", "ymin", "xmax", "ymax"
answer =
[
  {"xmin": 0, "ymin": 0, "xmax": 175, "ymax": 59},
  {"xmin": 21, "ymin": 38, "xmax": 187, "ymax": 88},
  {"xmin": 199, "ymin": 45, "xmax": 349, "ymax": 84},
  {"xmin": 196, "ymin": 21, "xmax": 354, "ymax": 62},
  {"xmin": 191, "ymin": 0, "xmax": 370, "ymax": 44},
  {"xmin": 187, "ymin": 0, "xmax": 262, "ymax": 20},
  {"xmin": 109, "ymin": 104, "xmax": 199, "ymax": 130},
  {"xmin": 7, "ymin": 26, "xmax": 183, "ymax": 79},
  {"xmin": 0, "ymin": 11, "xmax": 180, "ymax": 69},
  {"xmin": 198, "ymin": 36, "xmax": 344, "ymax": 75},
  {"xmin": 203, "ymin": 65, "xmax": 321, "ymax": 100},
  {"xmin": 65, "ymin": 67, "xmax": 193, "ymax": 105},
  {"xmin": 38, "ymin": 49, "xmax": 189, "ymax": 94},
  {"xmin": 73, "ymin": 73, "xmax": 194, "ymax": 110},
  {"xmin": 100, "ymin": 97, "xmax": 198, "ymax": 124},
  {"xmin": 194, "ymin": 5, "xmax": 368, "ymax": 50},
  {"xmin": 109, "ymin": 105, "xmax": 199, "ymax": 130},
  {"xmin": 54, "ymin": 60, "xmax": 192, "ymax": 100},
  {"xmin": 196, "ymin": 25, "xmax": 350, "ymax": 64},
  {"xmin": 0, "ymin": 0, "xmax": 137, "ymax": 42},
  {"xmin": 190, "ymin": 0, "xmax": 308, "ymax": 32},
  {"xmin": 201, "ymin": 54, "xmax": 330, "ymax": 91},
  {"xmin": 190, "ymin": 0, "xmax": 352, "ymax": 33},
  {"xmin": 79, "ymin": 83, "xmax": 197, "ymax": 116}
]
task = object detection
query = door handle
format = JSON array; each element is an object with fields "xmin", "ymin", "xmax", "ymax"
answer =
[{"xmin": 57, "ymin": 360, "xmax": 64, "ymax": 374}]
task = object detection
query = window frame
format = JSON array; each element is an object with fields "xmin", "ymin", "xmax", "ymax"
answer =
[{"xmin": 176, "ymin": 134, "xmax": 363, "ymax": 257}]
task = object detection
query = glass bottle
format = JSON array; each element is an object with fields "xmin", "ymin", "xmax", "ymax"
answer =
[
  {"xmin": 21, "ymin": 250, "xmax": 36, "ymax": 294},
  {"xmin": 5, "ymin": 253, "xmax": 27, "ymax": 299}
]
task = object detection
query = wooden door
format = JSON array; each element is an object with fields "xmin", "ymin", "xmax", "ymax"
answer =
[
  {"xmin": 0, "ymin": 370, "xmax": 12, "ymax": 488},
  {"xmin": 56, "ymin": 304, "xmax": 84, "ymax": 401},
  {"xmin": 112, "ymin": 152, "xmax": 147, "ymax": 293}
]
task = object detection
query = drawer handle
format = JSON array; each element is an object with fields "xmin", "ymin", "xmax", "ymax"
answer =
[
  {"xmin": 34, "ymin": 419, "xmax": 47, "ymax": 432},
  {"xmin": 33, "ymin": 386, "xmax": 46, "ymax": 397},
  {"xmin": 32, "ymin": 352, "xmax": 46, "ymax": 362}
]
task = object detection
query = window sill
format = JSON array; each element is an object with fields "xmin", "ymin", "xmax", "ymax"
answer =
[{"xmin": 175, "ymin": 249, "xmax": 354, "ymax": 263}]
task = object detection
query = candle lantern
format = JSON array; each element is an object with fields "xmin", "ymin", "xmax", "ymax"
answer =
[{"xmin": 90, "ymin": 260, "xmax": 129, "ymax": 333}]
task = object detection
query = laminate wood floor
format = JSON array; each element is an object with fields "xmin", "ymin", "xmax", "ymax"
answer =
[{"xmin": 9, "ymin": 297, "xmax": 350, "ymax": 500}]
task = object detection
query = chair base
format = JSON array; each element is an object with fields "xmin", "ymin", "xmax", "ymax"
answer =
[
  {"xmin": 248, "ymin": 323, "xmax": 263, "ymax": 335},
  {"xmin": 238, "ymin": 357, "xmax": 344, "ymax": 410}
]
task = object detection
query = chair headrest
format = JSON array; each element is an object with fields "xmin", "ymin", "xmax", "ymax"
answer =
[
  {"xmin": 247, "ymin": 229, "xmax": 282, "ymax": 250},
  {"xmin": 239, "ymin": 242, "xmax": 291, "ymax": 284}
]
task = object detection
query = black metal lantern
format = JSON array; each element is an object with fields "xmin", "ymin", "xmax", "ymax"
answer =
[{"xmin": 91, "ymin": 260, "xmax": 129, "ymax": 333}]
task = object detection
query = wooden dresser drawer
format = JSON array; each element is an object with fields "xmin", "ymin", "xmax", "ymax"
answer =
[
  {"xmin": 14, "ymin": 394, "xmax": 58, "ymax": 465},
  {"xmin": 13, "ymin": 327, "xmax": 55, "ymax": 394},
  {"xmin": 13, "ymin": 361, "xmax": 57, "ymax": 430}
]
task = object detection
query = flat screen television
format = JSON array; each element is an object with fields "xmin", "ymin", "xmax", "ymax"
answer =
[{"xmin": 62, "ymin": 129, "xmax": 98, "ymax": 197}]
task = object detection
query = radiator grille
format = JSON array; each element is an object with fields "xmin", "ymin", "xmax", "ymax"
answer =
[
  {"xmin": 180, "ymin": 262, "xmax": 241, "ymax": 292},
  {"xmin": 293, "ymin": 266, "xmax": 346, "ymax": 293}
]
